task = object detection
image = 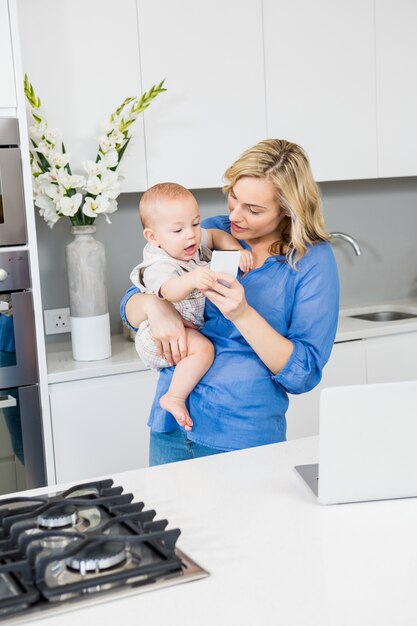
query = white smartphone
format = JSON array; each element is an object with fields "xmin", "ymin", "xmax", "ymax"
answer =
[{"xmin": 210, "ymin": 250, "xmax": 240, "ymax": 280}]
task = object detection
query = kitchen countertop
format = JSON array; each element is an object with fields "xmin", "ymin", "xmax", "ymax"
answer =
[
  {"xmin": 46, "ymin": 297, "xmax": 417, "ymax": 384},
  {"xmin": 9, "ymin": 436, "xmax": 417, "ymax": 626}
]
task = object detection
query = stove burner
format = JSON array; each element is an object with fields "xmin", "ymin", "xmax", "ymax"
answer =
[
  {"xmin": 0, "ymin": 478, "xmax": 207, "ymax": 622},
  {"xmin": 66, "ymin": 541, "xmax": 127, "ymax": 575},
  {"xmin": 37, "ymin": 505, "xmax": 77, "ymax": 530}
]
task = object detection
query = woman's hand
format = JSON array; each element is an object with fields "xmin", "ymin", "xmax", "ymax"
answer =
[
  {"xmin": 202, "ymin": 273, "xmax": 250, "ymax": 322},
  {"xmin": 146, "ymin": 298, "xmax": 193, "ymax": 365}
]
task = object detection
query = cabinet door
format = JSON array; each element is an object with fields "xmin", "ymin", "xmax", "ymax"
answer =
[
  {"xmin": 137, "ymin": 0, "xmax": 266, "ymax": 189},
  {"xmin": 286, "ymin": 340, "xmax": 367, "ymax": 440},
  {"xmin": 0, "ymin": 0, "xmax": 16, "ymax": 108},
  {"xmin": 263, "ymin": 0, "xmax": 377, "ymax": 182},
  {"xmin": 365, "ymin": 332, "xmax": 417, "ymax": 384},
  {"xmin": 16, "ymin": 0, "xmax": 147, "ymax": 191},
  {"xmin": 49, "ymin": 370, "xmax": 158, "ymax": 484},
  {"xmin": 375, "ymin": 0, "xmax": 417, "ymax": 177}
]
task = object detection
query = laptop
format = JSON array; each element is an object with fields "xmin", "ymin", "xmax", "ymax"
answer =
[{"xmin": 294, "ymin": 380, "xmax": 417, "ymax": 504}]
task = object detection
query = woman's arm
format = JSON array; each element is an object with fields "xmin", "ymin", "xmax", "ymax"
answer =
[
  {"xmin": 120, "ymin": 286, "xmax": 190, "ymax": 365},
  {"xmin": 203, "ymin": 245, "xmax": 339, "ymax": 385}
]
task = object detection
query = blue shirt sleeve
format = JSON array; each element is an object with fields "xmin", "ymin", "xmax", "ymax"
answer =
[
  {"xmin": 273, "ymin": 243, "xmax": 339, "ymax": 395},
  {"xmin": 120, "ymin": 284, "xmax": 141, "ymax": 332}
]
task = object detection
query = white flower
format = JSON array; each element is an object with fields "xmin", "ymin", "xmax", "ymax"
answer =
[
  {"xmin": 44, "ymin": 127, "xmax": 62, "ymax": 144},
  {"xmin": 99, "ymin": 134, "xmax": 116, "ymax": 154},
  {"xmin": 82, "ymin": 195, "xmax": 110, "ymax": 218},
  {"xmin": 49, "ymin": 150, "xmax": 71, "ymax": 168},
  {"xmin": 44, "ymin": 183, "xmax": 64, "ymax": 202},
  {"xmin": 34, "ymin": 141, "xmax": 53, "ymax": 157},
  {"xmin": 35, "ymin": 194, "xmax": 61, "ymax": 227},
  {"xmin": 85, "ymin": 175, "xmax": 103, "ymax": 196},
  {"xmin": 29, "ymin": 120, "xmax": 47, "ymax": 140},
  {"xmin": 35, "ymin": 194, "xmax": 55, "ymax": 213},
  {"xmin": 57, "ymin": 170, "xmax": 85, "ymax": 190},
  {"xmin": 102, "ymin": 118, "xmax": 120, "ymax": 134},
  {"xmin": 82, "ymin": 159, "xmax": 107, "ymax": 177},
  {"xmin": 103, "ymin": 198, "xmax": 118, "ymax": 223},
  {"xmin": 100, "ymin": 171, "xmax": 120, "ymax": 199},
  {"xmin": 58, "ymin": 193, "xmax": 82, "ymax": 217},
  {"xmin": 108, "ymin": 129, "xmax": 124, "ymax": 145},
  {"xmin": 101, "ymin": 149, "xmax": 118, "ymax": 168},
  {"xmin": 30, "ymin": 158, "xmax": 42, "ymax": 175}
]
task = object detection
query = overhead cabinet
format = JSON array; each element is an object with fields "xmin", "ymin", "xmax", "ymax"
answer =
[
  {"xmin": 16, "ymin": 0, "xmax": 147, "ymax": 191},
  {"xmin": 137, "ymin": 0, "xmax": 267, "ymax": 189},
  {"xmin": 15, "ymin": 0, "xmax": 417, "ymax": 190},
  {"xmin": 263, "ymin": 0, "xmax": 378, "ymax": 181},
  {"xmin": 375, "ymin": 0, "xmax": 417, "ymax": 178}
]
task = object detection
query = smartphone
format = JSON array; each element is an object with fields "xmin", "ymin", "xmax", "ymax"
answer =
[{"xmin": 210, "ymin": 250, "xmax": 240, "ymax": 285}]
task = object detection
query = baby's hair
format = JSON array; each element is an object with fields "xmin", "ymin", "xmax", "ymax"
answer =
[{"xmin": 139, "ymin": 182, "xmax": 195, "ymax": 228}]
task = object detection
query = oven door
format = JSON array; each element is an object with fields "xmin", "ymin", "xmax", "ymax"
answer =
[
  {"xmin": 0, "ymin": 291, "xmax": 38, "ymax": 388},
  {"xmin": 0, "ymin": 385, "xmax": 46, "ymax": 494},
  {"xmin": 0, "ymin": 147, "xmax": 27, "ymax": 246}
]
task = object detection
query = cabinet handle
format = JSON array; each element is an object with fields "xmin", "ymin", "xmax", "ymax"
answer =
[{"xmin": 0, "ymin": 395, "xmax": 17, "ymax": 408}]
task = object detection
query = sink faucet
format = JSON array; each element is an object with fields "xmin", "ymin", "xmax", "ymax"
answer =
[{"xmin": 329, "ymin": 232, "xmax": 361, "ymax": 256}]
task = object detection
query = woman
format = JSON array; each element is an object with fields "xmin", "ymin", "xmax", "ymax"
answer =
[{"xmin": 121, "ymin": 139, "xmax": 339, "ymax": 465}]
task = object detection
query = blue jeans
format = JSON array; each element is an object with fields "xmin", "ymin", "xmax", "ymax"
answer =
[{"xmin": 149, "ymin": 430, "xmax": 226, "ymax": 466}]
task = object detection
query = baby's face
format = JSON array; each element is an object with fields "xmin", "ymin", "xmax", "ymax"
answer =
[{"xmin": 150, "ymin": 196, "xmax": 202, "ymax": 260}]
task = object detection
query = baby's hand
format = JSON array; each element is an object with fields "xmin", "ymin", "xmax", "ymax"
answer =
[
  {"xmin": 192, "ymin": 267, "xmax": 217, "ymax": 291},
  {"xmin": 239, "ymin": 249, "xmax": 253, "ymax": 273}
]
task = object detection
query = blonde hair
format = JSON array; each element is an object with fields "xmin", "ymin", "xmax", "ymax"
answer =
[
  {"xmin": 139, "ymin": 182, "xmax": 195, "ymax": 228},
  {"xmin": 223, "ymin": 139, "xmax": 329, "ymax": 268}
]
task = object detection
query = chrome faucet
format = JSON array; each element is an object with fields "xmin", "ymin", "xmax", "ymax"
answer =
[{"xmin": 329, "ymin": 232, "xmax": 361, "ymax": 256}]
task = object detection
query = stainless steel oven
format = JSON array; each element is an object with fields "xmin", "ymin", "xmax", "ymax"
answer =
[
  {"xmin": 0, "ymin": 118, "xmax": 27, "ymax": 246},
  {"xmin": 0, "ymin": 249, "xmax": 46, "ymax": 494}
]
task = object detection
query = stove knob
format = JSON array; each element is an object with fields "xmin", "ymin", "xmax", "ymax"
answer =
[{"xmin": 0, "ymin": 269, "xmax": 8, "ymax": 282}]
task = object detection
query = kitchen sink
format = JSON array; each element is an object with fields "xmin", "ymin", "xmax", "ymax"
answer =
[{"xmin": 348, "ymin": 311, "xmax": 417, "ymax": 322}]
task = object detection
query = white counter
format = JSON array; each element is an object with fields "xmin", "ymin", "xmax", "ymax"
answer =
[
  {"xmin": 13, "ymin": 436, "xmax": 417, "ymax": 626},
  {"xmin": 46, "ymin": 297, "xmax": 417, "ymax": 384}
]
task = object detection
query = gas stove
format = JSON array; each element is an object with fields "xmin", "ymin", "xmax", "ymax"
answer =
[{"xmin": 0, "ymin": 479, "xmax": 208, "ymax": 622}]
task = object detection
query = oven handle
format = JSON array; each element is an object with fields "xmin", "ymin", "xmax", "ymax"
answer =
[{"xmin": 0, "ymin": 394, "xmax": 17, "ymax": 408}]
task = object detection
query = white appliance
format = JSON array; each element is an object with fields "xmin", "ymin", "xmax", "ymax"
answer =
[{"xmin": 295, "ymin": 380, "xmax": 417, "ymax": 504}]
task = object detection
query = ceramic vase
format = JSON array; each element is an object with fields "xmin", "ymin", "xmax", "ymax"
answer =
[{"xmin": 65, "ymin": 225, "xmax": 112, "ymax": 361}]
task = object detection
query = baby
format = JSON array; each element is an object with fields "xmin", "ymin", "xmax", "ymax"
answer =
[{"xmin": 130, "ymin": 182, "xmax": 252, "ymax": 431}]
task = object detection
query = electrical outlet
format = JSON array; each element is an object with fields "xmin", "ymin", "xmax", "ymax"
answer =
[{"xmin": 44, "ymin": 308, "xmax": 71, "ymax": 335}]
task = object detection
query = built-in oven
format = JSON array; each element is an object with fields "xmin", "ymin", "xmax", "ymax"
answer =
[
  {"xmin": 0, "ymin": 249, "xmax": 45, "ymax": 494},
  {"xmin": 0, "ymin": 118, "xmax": 27, "ymax": 246}
]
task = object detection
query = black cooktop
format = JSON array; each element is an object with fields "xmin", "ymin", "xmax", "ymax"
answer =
[{"xmin": 0, "ymin": 479, "xmax": 208, "ymax": 622}]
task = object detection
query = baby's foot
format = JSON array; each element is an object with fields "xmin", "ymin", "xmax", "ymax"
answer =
[{"xmin": 160, "ymin": 392, "xmax": 193, "ymax": 431}]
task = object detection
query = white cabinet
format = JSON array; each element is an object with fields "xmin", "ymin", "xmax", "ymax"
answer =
[
  {"xmin": 137, "ymin": 0, "xmax": 266, "ymax": 188},
  {"xmin": 16, "ymin": 0, "xmax": 147, "ymax": 192},
  {"xmin": 365, "ymin": 332, "xmax": 417, "ymax": 384},
  {"xmin": 0, "ymin": 0, "xmax": 16, "ymax": 108},
  {"xmin": 375, "ymin": 0, "xmax": 417, "ymax": 177},
  {"xmin": 49, "ymin": 369, "xmax": 158, "ymax": 484},
  {"xmin": 262, "ymin": 0, "xmax": 377, "ymax": 182},
  {"xmin": 286, "ymin": 340, "xmax": 367, "ymax": 440}
]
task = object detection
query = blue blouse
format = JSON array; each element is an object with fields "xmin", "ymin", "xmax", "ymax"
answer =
[{"xmin": 120, "ymin": 215, "xmax": 339, "ymax": 451}]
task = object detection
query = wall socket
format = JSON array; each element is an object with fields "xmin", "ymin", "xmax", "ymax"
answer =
[{"xmin": 44, "ymin": 308, "xmax": 71, "ymax": 335}]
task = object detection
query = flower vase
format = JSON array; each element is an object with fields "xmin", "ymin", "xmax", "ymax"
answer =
[{"xmin": 65, "ymin": 225, "xmax": 112, "ymax": 361}]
